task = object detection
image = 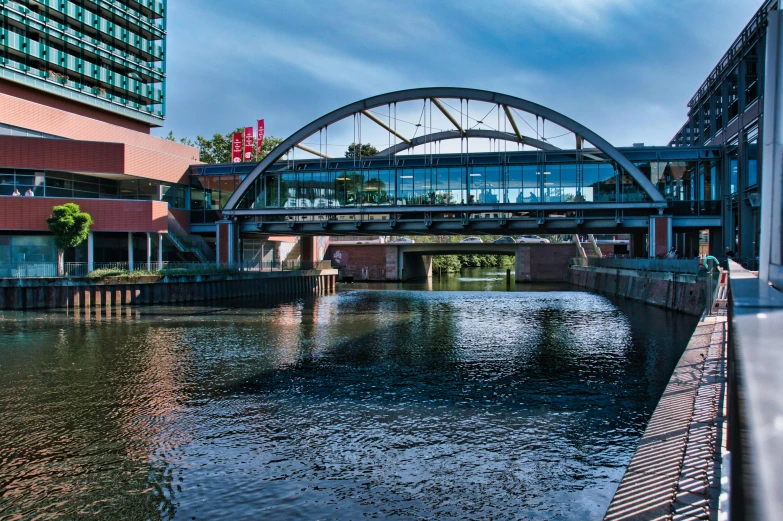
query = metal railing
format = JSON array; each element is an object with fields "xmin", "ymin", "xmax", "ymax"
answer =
[
  {"xmin": 167, "ymin": 213, "xmax": 216, "ymax": 263},
  {"xmin": 0, "ymin": 261, "xmax": 314, "ymax": 278},
  {"xmin": 724, "ymin": 260, "xmax": 783, "ymax": 521},
  {"xmin": 584, "ymin": 257, "xmax": 701, "ymax": 274}
]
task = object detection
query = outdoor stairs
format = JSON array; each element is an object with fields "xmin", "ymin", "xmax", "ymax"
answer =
[
  {"xmin": 284, "ymin": 241, "xmax": 301, "ymax": 262},
  {"xmin": 166, "ymin": 211, "xmax": 216, "ymax": 263}
]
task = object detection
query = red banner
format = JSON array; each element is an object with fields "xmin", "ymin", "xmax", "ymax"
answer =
[
  {"xmin": 243, "ymin": 127, "xmax": 254, "ymax": 161},
  {"xmin": 231, "ymin": 132, "xmax": 243, "ymax": 163},
  {"xmin": 257, "ymin": 119, "xmax": 265, "ymax": 154}
]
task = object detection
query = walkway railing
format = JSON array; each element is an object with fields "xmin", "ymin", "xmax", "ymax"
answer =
[
  {"xmin": 583, "ymin": 257, "xmax": 701, "ymax": 274},
  {"xmin": 0, "ymin": 261, "xmax": 309, "ymax": 278},
  {"xmin": 724, "ymin": 260, "xmax": 783, "ymax": 521}
]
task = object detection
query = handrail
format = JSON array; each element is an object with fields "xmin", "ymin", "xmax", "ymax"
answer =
[
  {"xmin": 588, "ymin": 234, "xmax": 604, "ymax": 258},
  {"xmin": 166, "ymin": 212, "xmax": 215, "ymax": 262}
]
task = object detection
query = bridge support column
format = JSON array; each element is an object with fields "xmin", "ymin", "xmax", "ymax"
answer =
[
  {"xmin": 216, "ymin": 220, "xmax": 236, "ymax": 267},
  {"xmin": 683, "ymin": 230, "xmax": 700, "ymax": 258},
  {"xmin": 300, "ymin": 237, "xmax": 318, "ymax": 269},
  {"xmin": 631, "ymin": 232, "xmax": 647, "ymax": 258},
  {"xmin": 400, "ymin": 252, "xmax": 432, "ymax": 281},
  {"xmin": 515, "ymin": 246, "xmax": 531, "ymax": 282},
  {"xmin": 649, "ymin": 215, "xmax": 672, "ymax": 258},
  {"xmin": 708, "ymin": 228, "xmax": 724, "ymax": 258}
]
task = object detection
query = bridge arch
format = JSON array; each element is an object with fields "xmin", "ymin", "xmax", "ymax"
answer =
[{"xmin": 223, "ymin": 87, "xmax": 666, "ymax": 211}]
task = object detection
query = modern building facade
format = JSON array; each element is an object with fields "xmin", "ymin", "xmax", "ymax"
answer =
[
  {"xmin": 1, "ymin": 0, "xmax": 166, "ymax": 127},
  {"xmin": 0, "ymin": 0, "xmax": 211, "ymax": 273},
  {"xmin": 669, "ymin": 0, "xmax": 775, "ymax": 269}
]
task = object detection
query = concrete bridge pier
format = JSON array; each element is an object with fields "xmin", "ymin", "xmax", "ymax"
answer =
[{"xmin": 400, "ymin": 252, "xmax": 432, "ymax": 281}]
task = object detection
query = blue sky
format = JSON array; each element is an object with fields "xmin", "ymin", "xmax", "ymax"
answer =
[{"xmin": 157, "ymin": 0, "xmax": 762, "ymax": 150}]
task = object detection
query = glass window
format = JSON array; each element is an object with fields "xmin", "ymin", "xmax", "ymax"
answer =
[
  {"xmin": 560, "ymin": 164, "xmax": 577, "ymax": 202},
  {"xmin": 597, "ymin": 164, "xmax": 617, "ymax": 202},
  {"xmin": 522, "ymin": 165, "xmax": 539, "ymax": 202},
  {"xmin": 468, "ymin": 167, "xmax": 483, "ymax": 204},
  {"xmin": 509, "ymin": 166, "xmax": 523, "ymax": 203},
  {"xmin": 137, "ymin": 180, "xmax": 159, "ymax": 200},
  {"xmin": 120, "ymin": 179, "xmax": 138, "ymax": 199},
  {"xmin": 729, "ymin": 150, "xmax": 738, "ymax": 195},
  {"xmin": 73, "ymin": 181, "xmax": 99, "ymax": 195},
  {"xmin": 264, "ymin": 175, "xmax": 280, "ymax": 208},
  {"xmin": 747, "ymin": 136, "xmax": 758, "ymax": 188},
  {"xmin": 485, "ymin": 166, "xmax": 502, "ymax": 204},
  {"xmin": 543, "ymin": 165, "xmax": 560, "ymax": 203},
  {"xmin": 448, "ymin": 167, "xmax": 464, "ymax": 205},
  {"xmin": 379, "ymin": 169, "xmax": 395, "ymax": 205}
]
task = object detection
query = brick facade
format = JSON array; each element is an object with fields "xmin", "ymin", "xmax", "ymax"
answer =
[
  {"xmin": 0, "ymin": 79, "xmax": 152, "ymax": 133},
  {"xmin": 0, "ymin": 197, "xmax": 168, "ymax": 233},
  {"xmin": 0, "ymin": 136, "xmax": 125, "ymax": 174},
  {"xmin": 0, "ymin": 86, "xmax": 199, "ymax": 184}
]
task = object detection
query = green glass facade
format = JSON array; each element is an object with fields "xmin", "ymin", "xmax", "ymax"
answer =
[{"xmin": 0, "ymin": 0, "xmax": 165, "ymax": 125}]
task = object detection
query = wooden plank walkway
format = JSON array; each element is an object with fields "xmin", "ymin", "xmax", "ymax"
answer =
[{"xmin": 604, "ymin": 314, "xmax": 727, "ymax": 521}]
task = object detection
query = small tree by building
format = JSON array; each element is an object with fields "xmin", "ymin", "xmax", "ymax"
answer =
[{"xmin": 46, "ymin": 203, "xmax": 93, "ymax": 275}]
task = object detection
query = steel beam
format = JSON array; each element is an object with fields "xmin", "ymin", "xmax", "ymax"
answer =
[
  {"xmin": 361, "ymin": 110, "xmax": 411, "ymax": 144},
  {"xmin": 431, "ymin": 98, "xmax": 465, "ymax": 136},
  {"xmin": 294, "ymin": 143, "xmax": 330, "ymax": 159},
  {"xmin": 503, "ymin": 105, "xmax": 524, "ymax": 142},
  {"xmin": 375, "ymin": 129, "xmax": 558, "ymax": 156}
]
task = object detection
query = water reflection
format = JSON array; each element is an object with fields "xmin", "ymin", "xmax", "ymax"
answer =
[{"xmin": 0, "ymin": 280, "xmax": 698, "ymax": 520}]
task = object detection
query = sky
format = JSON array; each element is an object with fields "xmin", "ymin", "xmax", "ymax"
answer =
[{"xmin": 155, "ymin": 0, "xmax": 763, "ymax": 153}]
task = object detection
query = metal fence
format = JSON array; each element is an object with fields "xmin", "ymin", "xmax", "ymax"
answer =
[
  {"xmin": 0, "ymin": 260, "xmax": 310, "ymax": 278},
  {"xmin": 586, "ymin": 257, "xmax": 701, "ymax": 274}
]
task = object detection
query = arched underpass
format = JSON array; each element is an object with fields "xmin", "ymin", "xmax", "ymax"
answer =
[{"xmin": 324, "ymin": 242, "xmax": 576, "ymax": 282}]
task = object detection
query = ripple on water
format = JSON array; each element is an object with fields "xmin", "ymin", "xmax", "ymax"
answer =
[{"xmin": 0, "ymin": 286, "xmax": 698, "ymax": 520}]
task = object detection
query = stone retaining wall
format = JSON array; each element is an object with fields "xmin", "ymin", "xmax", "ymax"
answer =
[
  {"xmin": 569, "ymin": 265, "xmax": 707, "ymax": 316},
  {"xmin": 0, "ymin": 270, "xmax": 338, "ymax": 310}
]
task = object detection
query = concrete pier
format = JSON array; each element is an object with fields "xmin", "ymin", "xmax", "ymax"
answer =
[{"xmin": 0, "ymin": 270, "xmax": 339, "ymax": 310}]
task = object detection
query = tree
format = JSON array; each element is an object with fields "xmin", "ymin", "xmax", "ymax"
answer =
[
  {"xmin": 345, "ymin": 143, "xmax": 378, "ymax": 158},
  {"xmin": 165, "ymin": 130, "xmax": 195, "ymax": 147},
  {"xmin": 46, "ymin": 203, "xmax": 93, "ymax": 276},
  {"xmin": 191, "ymin": 129, "xmax": 283, "ymax": 164}
]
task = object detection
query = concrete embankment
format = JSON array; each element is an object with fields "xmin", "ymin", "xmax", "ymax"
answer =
[
  {"xmin": 569, "ymin": 264, "xmax": 707, "ymax": 316},
  {"xmin": 604, "ymin": 313, "xmax": 727, "ymax": 520},
  {"xmin": 0, "ymin": 270, "xmax": 338, "ymax": 310}
]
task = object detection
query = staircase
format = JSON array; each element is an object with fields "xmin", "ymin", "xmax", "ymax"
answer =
[
  {"xmin": 284, "ymin": 241, "xmax": 301, "ymax": 262},
  {"xmin": 586, "ymin": 234, "xmax": 604, "ymax": 259},
  {"xmin": 167, "ymin": 212, "xmax": 215, "ymax": 263},
  {"xmin": 573, "ymin": 234, "xmax": 588, "ymax": 264}
]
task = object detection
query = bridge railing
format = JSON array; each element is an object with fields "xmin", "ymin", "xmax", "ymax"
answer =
[
  {"xmin": 585, "ymin": 257, "xmax": 701, "ymax": 274},
  {"xmin": 0, "ymin": 261, "xmax": 318, "ymax": 278},
  {"xmin": 724, "ymin": 260, "xmax": 783, "ymax": 521}
]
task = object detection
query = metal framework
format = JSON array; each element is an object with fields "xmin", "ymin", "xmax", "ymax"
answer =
[
  {"xmin": 223, "ymin": 88, "xmax": 667, "ymax": 211},
  {"xmin": 375, "ymin": 129, "xmax": 559, "ymax": 156}
]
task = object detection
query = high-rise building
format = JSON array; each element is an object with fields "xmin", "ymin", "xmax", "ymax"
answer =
[
  {"xmin": 1, "ymin": 0, "xmax": 166, "ymax": 128},
  {"xmin": 0, "ymin": 0, "xmax": 212, "ymax": 272}
]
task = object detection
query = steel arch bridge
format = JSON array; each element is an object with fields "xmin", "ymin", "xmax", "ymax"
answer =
[{"xmin": 220, "ymin": 88, "xmax": 718, "ymax": 236}]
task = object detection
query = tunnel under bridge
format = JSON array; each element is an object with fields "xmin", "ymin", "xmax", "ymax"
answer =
[{"xmin": 323, "ymin": 242, "xmax": 578, "ymax": 283}]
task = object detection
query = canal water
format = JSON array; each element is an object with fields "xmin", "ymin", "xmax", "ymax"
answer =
[{"xmin": 0, "ymin": 269, "xmax": 699, "ymax": 520}]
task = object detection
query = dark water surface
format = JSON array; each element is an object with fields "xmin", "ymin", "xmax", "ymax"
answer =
[{"xmin": 0, "ymin": 274, "xmax": 698, "ymax": 520}]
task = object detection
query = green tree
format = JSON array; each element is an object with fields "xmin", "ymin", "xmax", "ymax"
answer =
[
  {"xmin": 165, "ymin": 129, "xmax": 283, "ymax": 164},
  {"xmin": 46, "ymin": 203, "xmax": 93, "ymax": 276},
  {"xmin": 164, "ymin": 130, "xmax": 195, "ymax": 147},
  {"xmin": 345, "ymin": 143, "xmax": 378, "ymax": 158}
]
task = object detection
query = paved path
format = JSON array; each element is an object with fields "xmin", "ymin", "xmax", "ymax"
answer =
[{"xmin": 604, "ymin": 314, "xmax": 727, "ymax": 521}]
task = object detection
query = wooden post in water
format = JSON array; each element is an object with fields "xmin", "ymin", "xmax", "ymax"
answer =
[{"xmin": 506, "ymin": 269, "xmax": 511, "ymax": 287}]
